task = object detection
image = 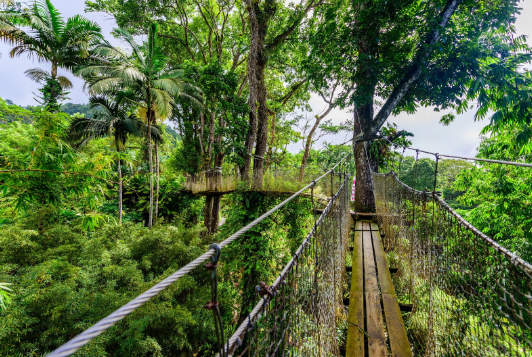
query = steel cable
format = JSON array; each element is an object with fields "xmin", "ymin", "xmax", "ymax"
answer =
[{"xmin": 46, "ymin": 154, "xmax": 350, "ymax": 357}]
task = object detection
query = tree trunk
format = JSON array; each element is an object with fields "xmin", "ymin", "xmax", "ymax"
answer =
[
  {"xmin": 206, "ymin": 112, "xmax": 215, "ymax": 170},
  {"xmin": 147, "ymin": 113, "xmax": 154, "ymax": 229},
  {"xmin": 210, "ymin": 195, "xmax": 221, "ymax": 232},
  {"xmin": 252, "ymin": 63, "xmax": 268, "ymax": 189},
  {"xmin": 154, "ymin": 140, "xmax": 160, "ymax": 225},
  {"xmin": 354, "ymin": 141, "xmax": 376, "ymax": 213},
  {"xmin": 51, "ymin": 62, "xmax": 57, "ymax": 78},
  {"xmin": 299, "ymin": 118, "xmax": 320, "ymax": 182},
  {"xmin": 118, "ymin": 157, "xmax": 123, "ymax": 224},
  {"xmin": 204, "ymin": 195, "xmax": 213, "ymax": 233},
  {"xmin": 265, "ymin": 114, "xmax": 276, "ymax": 171},
  {"xmin": 242, "ymin": 0, "xmax": 270, "ymax": 182}
]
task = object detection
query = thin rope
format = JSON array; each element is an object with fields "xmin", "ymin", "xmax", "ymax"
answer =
[{"xmin": 404, "ymin": 147, "xmax": 532, "ymax": 168}]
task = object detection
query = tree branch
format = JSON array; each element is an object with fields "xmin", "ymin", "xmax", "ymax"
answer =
[
  {"xmin": 276, "ymin": 79, "xmax": 307, "ymax": 107},
  {"xmin": 265, "ymin": 0, "xmax": 318, "ymax": 52},
  {"xmin": 158, "ymin": 34, "xmax": 196, "ymax": 60},
  {"xmin": 369, "ymin": 0, "xmax": 463, "ymax": 136}
]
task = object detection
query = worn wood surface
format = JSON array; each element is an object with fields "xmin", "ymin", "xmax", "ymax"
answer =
[
  {"xmin": 346, "ymin": 230, "xmax": 364, "ymax": 356},
  {"xmin": 371, "ymin": 223, "xmax": 412, "ymax": 357},
  {"xmin": 346, "ymin": 220, "xmax": 412, "ymax": 357},
  {"xmin": 382, "ymin": 294, "xmax": 412, "ymax": 357},
  {"xmin": 363, "ymin": 230, "xmax": 378, "ymax": 292},
  {"xmin": 366, "ymin": 292, "xmax": 387, "ymax": 357}
]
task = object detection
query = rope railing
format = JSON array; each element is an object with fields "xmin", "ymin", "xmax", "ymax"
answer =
[
  {"xmin": 373, "ymin": 170, "xmax": 532, "ymax": 356},
  {"xmin": 46, "ymin": 154, "xmax": 350, "ymax": 357},
  {"xmin": 221, "ymin": 174, "xmax": 351, "ymax": 356}
]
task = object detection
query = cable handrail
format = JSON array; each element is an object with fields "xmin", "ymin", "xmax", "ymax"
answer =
[
  {"xmin": 46, "ymin": 153, "xmax": 350, "ymax": 357},
  {"xmin": 400, "ymin": 146, "xmax": 532, "ymax": 168}
]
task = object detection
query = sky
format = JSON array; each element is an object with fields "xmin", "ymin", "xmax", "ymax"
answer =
[{"xmin": 0, "ymin": 0, "xmax": 531, "ymax": 158}]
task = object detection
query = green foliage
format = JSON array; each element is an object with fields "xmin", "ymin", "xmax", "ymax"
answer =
[
  {"xmin": 398, "ymin": 156, "xmax": 473, "ymax": 208},
  {"xmin": 36, "ymin": 76, "xmax": 67, "ymax": 112},
  {"xmin": 220, "ymin": 192, "xmax": 313, "ymax": 320},
  {"xmin": 0, "ymin": 217, "xmax": 225, "ymax": 356},
  {"xmin": 0, "ymin": 105, "xmax": 101, "ymax": 209},
  {"xmin": 0, "ymin": 282, "xmax": 12, "ymax": 311},
  {"xmin": 61, "ymin": 103, "xmax": 96, "ymax": 118},
  {"xmin": 0, "ymin": 97, "xmax": 33, "ymax": 123},
  {"xmin": 454, "ymin": 128, "xmax": 532, "ymax": 262},
  {"xmin": 171, "ymin": 61, "xmax": 248, "ymax": 173}
]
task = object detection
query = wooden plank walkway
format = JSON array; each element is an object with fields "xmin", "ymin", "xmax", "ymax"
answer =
[{"xmin": 346, "ymin": 220, "xmax": 412, "ymax": 357}]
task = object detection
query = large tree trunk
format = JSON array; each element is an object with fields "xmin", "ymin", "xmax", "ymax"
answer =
[
  {"xmin": 353, "ymin": 105, "xmax": 376, "ymax": 213},
  {"xmin": 252, "ymin": 63, "xmax": 268, "ymax": 189},
  {"xmin": 241, "ymin": 2, "xmax": 261, "ymax": 181},
  {"xmin": 203, "ymin": 111, "xmax": 222, "ymax": 234},
  {"xmin": 210, "ymin": 195, "xmax": 221, "ymax": 232},
  {"xmin": 242, "ymin": 0, "xmax": 270, "ymax": 182},
  {"xmin": 354, "ymin": 141, "xmax": 376, "ymax": 213}
]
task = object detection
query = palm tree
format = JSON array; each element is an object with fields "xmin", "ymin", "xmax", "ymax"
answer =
[
  {"xmin": 77, "ymin": 23, "xmax": 202, "ymax": 228},
  {"xmin": 0, "ymin": 0, "xmax": 104, "ymax": 110},
  {"xmin": 69, "ymin": 93, "xmax": 142, "ymax": 223}
]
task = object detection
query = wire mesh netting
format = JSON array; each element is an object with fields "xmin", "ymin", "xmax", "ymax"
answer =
[
  {"xmin": 373, "ymin": 171, "xmax": 532, "ymax": 357},
  {"xmin": 222, "ymin": 174, "xmax": 352, "ymax": 357}
]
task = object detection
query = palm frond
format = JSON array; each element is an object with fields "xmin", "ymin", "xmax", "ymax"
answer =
[
  {"xmin": 57, "ymin": 75, "xmax": 73, "ymax": 89},
  {"xmin": 150, "ymin": 87, "xmax": 175, "ymax": 120},
  {"xmin": 177, "ymin": 91, "xmax": 204, "ymax": 112},
  {"xmin": 159, "ymin": 68, "xmax": 184, "ymax": 79},
  {"xmin": 112, "ymin": 27, "xmax": 145, "ymax": 66},
  {"xmin": 24, "ymin": 67, "xmax": 48, "ymax": 83},
  {"xmin": 41, "ymin": 0, "xmax": 64, "ymax": 37}
]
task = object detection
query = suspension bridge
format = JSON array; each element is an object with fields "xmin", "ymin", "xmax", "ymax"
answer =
[{"xmin": 45, "ymin": 152, "xmax": 532, "ymax": 357}]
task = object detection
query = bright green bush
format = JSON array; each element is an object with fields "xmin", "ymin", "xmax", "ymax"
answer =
[{"xmin": 0, "ymin": 216, "xmax": 225, "ymax": 356}]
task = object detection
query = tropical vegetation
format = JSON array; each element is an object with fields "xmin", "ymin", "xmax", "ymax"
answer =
[{"xmin": 0, "ymin": 0, "xmax": 531, "ymax": 356}]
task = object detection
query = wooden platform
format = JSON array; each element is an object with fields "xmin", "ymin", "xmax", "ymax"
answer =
[{"xmin": 346, "ymin": 220, "xmax": 412, "ymax": 357}]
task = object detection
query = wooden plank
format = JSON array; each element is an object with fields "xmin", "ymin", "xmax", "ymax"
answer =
[
  {"xmin": 382, "ymin": 294, "xmax": 412, "ymax": 357},
  {"xmin": 363, "ymin": 230, "xmax": 378, "ymax": 292},
  {"xmin": 351, "ymin": 231, "xmax": 363, "ymax": 292},
  {"xmin": 346, "ymin": 230, "xmax": 364, "ymax": 356},
  {"xmin": 366, "ymin": 292, "xmax": 387, "ymax": 357},
  {"xmin": 354, "ymin": 220, "xmax": 364, "ymax": 231},
  {"xmin": 346, "ymin": 291, "xmax": 365, "ymax": 357},
  {"xmin": 370, "ymin": 228, "xmax": 394, "ymax": 295},
  {"xmin": 371, "ymin": 223, "xmax": 412, "ymax": 357},
  {"xmin": 363, "ymin": 221, "xmax": 372, "ymax": 231}
]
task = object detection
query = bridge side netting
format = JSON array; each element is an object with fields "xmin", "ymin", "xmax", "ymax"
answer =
[
  {"xmin": 223, "ymin": 175, "xmax": 351, "ymax": 357},
  {"xmin": 373, "ymin": 171, "xmax": 532, "ymax": 357}
]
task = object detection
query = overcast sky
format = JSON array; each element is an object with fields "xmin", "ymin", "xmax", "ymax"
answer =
[{"xmin": 1, "ymin": 0, "xmax": 531, "ymax": 158}]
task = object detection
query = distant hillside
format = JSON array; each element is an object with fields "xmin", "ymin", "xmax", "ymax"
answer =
[{"xmin": 60, "ymin": 103, "xmax": 95, "ymax": 118}]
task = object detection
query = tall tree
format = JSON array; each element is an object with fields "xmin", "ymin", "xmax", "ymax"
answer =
[
  {"xmin": 242, "ymin": 0, "xmax": 319, "ymax": 188},
  {"xmin": 0, "ymin": 0, "xmax": 104, "ymax": 111},
  {"xmin": 68, "ymin": 93, "xmax": 142, "ymax": 223},
  {"xmin": 77, "ymin": 23, "xmax": 202, "ymax": 228},
  {"xmin": 308, "ymin": 0, "xmax": 528, "ymax": 212}
]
